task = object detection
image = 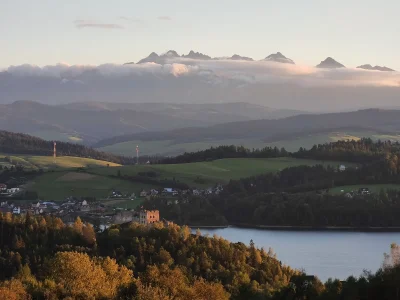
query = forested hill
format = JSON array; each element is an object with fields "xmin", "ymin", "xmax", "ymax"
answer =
[
  {"xmin": 160, "ymin": 139, "xmax": 400, "ymax": 165},
  {"xmin": 0, "ymin": 130, "xmax": 134, "ymax": 164},
  {"xmin": 93, "ymin": 108, "xmax": 400, "ymax": 147},
  {"xmin": 294, "ymin": 138, "xmax": 400, "ymax": 165},
  {"xmin": 161, "ymin": 145, "xmax": 289, "ymax": 164}
]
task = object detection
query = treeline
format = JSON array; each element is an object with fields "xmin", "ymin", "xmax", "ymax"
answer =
[
  {"xmin": 294, "ymin": 138, "xmax": 400, "ymax": 164},
  {"xmin": 0, "ymin": 130, "xmax": 142, "ymax": 165},
  {"xmin": 161, "ymin": 145, "xmax": 289, "ymax": 164},
  {"xmin": 0, "ymin": 214, "xmax": 297, "ymax": 299},
  {"xmin": 222, "ymin": 163, "xmax": 400, "ymax": 195},
  {"xmin": 145, "ymin": 189, "xmax": 400, "ymax": 228},
  {"xmin": 160, "ymin": 139, "xmax": 400, "ymax": 167}
]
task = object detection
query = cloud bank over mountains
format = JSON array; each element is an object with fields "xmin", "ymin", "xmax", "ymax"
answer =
[{"xmin": 1, "ymin": 51, "xmax": 400, "ymax": 111}]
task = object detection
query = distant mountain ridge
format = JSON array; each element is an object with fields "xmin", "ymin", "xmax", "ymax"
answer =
[
  {"xmin": 357, "ymin": 64, "xmax": 395, "ymax": 72},
  {"xmin": 263, "ymin": 52, "xmax": 295, "ymax": 64},
  {"xmin": 0, "ymin": 101, "xmax": 304, "ymax": 145},
  {"xmin": 93, "ymin": 108, "xmax": 400, "ymax": 148},
  {"xmin": 316, "ymin": 57, "xmax": 345, "ymax": 68},
  {"xmin": 134, "ymin": 50, "xmax": 295, "ymax": 64}
]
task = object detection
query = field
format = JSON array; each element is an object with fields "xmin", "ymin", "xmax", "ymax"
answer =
[
  {"xmin": 97, "ymin": 130, "xmax": 400, "ymax": 156},
  {"xmin": 27, "ymin": 171, "xmax": 154, "ymax": 200},
  {"xmin": 90, "ymin": 157, "xmax": 353, "ymax": 187},
  {"xmin": 328, "ymin": 184, "xmax": 400, "ymax": 195},
  {"xmin": 29, "ymin": 130, "xmax": 84, "ymax": 143},
  {"xmin": 0, "ymin": 154, "xmax": 120, "ymax": 170}
]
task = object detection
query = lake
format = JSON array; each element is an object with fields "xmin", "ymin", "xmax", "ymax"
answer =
[{"xmin": 193, "ymin": 227, "xmax": 400, "ymax": 282}]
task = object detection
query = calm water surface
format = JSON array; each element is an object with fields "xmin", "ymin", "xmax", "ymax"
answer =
[{"xmin": 193, "ymin": 227, "xmax": 400, "ymax": 282}]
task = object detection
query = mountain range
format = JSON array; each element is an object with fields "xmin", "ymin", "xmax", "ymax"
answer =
[
  {"xmin": 133, "ymin": 50, "xmax": 395, "ymax": 71},
  {"xmin": 357, "ymin": 64, "xmax": 395, "ymax": 72},
  {"xmin": 0, "ymin": 101, "xmax": 303, "ymax": 144},
  {"xmin": 93, "ymin": 108, "xmax": 400, "ymax": 149},
  {"xmin": 135, "ymin": 50, "xmax": 293, "ymax": 65}
]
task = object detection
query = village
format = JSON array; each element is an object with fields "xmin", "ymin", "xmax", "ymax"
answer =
[{"xmin": 0, "ymin": 182, "xmax": 225, "ymax": 228}]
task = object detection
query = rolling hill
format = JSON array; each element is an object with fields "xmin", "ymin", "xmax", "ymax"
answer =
[
  {"xmin": 0, "ymin": 101, "xmax": 304, "ymax": 144},
  {"xmin": 0, "ymin": 130, "xmax": 130, "ymax": 164},
  {"xmin": 94, "ymin": 109, "xmax": 400, "ymax": 155}
]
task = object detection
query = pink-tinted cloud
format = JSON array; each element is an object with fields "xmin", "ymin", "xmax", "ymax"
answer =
[{"xmin": 74, "ymin": 19, "xmax": 124, "ymax": 29}]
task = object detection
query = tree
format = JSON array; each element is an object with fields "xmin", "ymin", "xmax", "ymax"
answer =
[
  {"xmin": 73, "ymin": 217, "xmax": 83, "ymax": 235},
  {"xmin": 50, "ymin": 251, "xmax": 132, "ymax": 299},
  {"xmin": 82, "ymin": 224, "xmax": 96, "ymax": 245}
]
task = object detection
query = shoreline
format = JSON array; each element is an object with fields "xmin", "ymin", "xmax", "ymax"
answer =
[{"xmin": 189, "ymin": 223, "xmax": 400, "ymax": 232}]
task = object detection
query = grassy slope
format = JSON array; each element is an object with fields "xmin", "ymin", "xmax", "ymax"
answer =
[
  {"xmin": 90, "ymin": 157, "xmax": 352, "ymax": 188},
  {"xmin": 28, "ymin": 171, "xmax": 154, "ymax": 200},
  {"xmin": 98, "ymin": 131, "xmax": 400, "ymax": 156},
  {"xmin": 0, "ymin": 154, "xmax": 121, "ymax": 169}
]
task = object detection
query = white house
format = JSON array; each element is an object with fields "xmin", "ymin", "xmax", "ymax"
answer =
[
  {"xmin": 339, "ymin": 165, "xmax": 346, "ymax": 172},
  {"xmin": 12, "ymin": 207, "xmax": 21, "ymax": 214},
  {"xmin": 7, "ymin": 188, "xmax": 20, "ymax": 194}
]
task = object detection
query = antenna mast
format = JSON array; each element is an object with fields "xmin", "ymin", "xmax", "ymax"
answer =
[
  {"xmin": 53, "ymin": 142, "xmax": 57, "ymax": 164},
  {"xmin": 136, "ymin": 145, "xmax": 139, "ymax": 164}
]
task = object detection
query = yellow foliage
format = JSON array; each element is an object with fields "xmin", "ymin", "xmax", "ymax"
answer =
[
  {"xmin": 50, "ymin": 251, "xmax": 132, "ymax": 299},
  {"xmin": 0, "ymin": 279, "xmax": 29, "ymax": 300}
]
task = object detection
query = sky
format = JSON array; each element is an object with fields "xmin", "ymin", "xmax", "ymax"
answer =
[{"xmin": 2, "ymin": 0, "xmax": 400, "ymax": 69}]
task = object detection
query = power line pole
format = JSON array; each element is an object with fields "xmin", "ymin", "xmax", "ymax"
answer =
[
  {"xmin": 136, "ymin": 145, "xmax": 139, "ymax": 165},
  {"xmin": 53, "ymin": 142, "xmax": 57, "ymax": 164}
]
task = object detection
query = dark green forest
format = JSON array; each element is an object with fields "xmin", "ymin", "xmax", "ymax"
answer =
[{"xmin": 161, "ymin": 139, "xmax": 400, "ymax": 167}]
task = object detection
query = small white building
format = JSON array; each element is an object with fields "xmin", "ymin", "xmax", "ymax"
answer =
[
  {"xmin": 12, "ymin": 207, "xmax": 21, "ymax": 215},
  {"xmin": 7, "ymin": 188, "xmax": 20, "ymax": 194},
  {"xmin": 339, "ymin": 165, "xmax": 346, "ymax": 172}
]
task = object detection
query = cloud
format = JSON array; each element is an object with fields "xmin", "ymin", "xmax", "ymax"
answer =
[
  {"xmin": 158, "ymin": 16, "xmax": 172, "ymax": 21},
  {"xmin": 74, "ymin": 19, "xmax": 124, "ymax": 29},
  {"xmin": 118, "ymin": 16, "xmax": 143, "ymax": 23},
  {"xmin": 5, "ymin": 62, "xmax": 195, "ymax": 79},
  {"xmin": 4, "ymin": 58, "xmax": 400, "ymax": 88}
]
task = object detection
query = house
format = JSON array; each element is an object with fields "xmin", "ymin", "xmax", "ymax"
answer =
[
  {"xmin": 150, "ymin": 189, "xmax": 159, "ymax": 196},
  {"xmin": 32, "ymin": 202, "xmax": 47, "ymax": 209},
  {"xmin": 192, "ymin": 189, "xmax": 201, "ymax": 196},
  {"xmin": 0, "ymin": 184, "xmax": 7, "ymax": 191},
  {"xmin": 7, "ymin": 188, "xmax": 20, "ymax": 194},
  {"xmin": 12, "ymin": 207, "xmax": 21, "ymax": 215},
  {"xmin": 214, "ymin": 185, "xmax": 224, "ymax": 195},
  {"xmin": 162, "ymin": 188, "xmax": 178, "ymax": 195},
  {"xmin": 358, "ymin": 187, "xmax": 370, "ymax": 195},
  {"xmin": 111, "ymin": 190, "xmax": 123, "ymax": 198},
  {"xmin": 205, "ymin": 188, "xmax": 213, "ymax": 195},
  {"xmin": 339, "ymin": 165, "xmax": 346, "ymax": 172},
  {"xmin": 140, "ymin": 190, "xmax": 148, "ymax": 197}
]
